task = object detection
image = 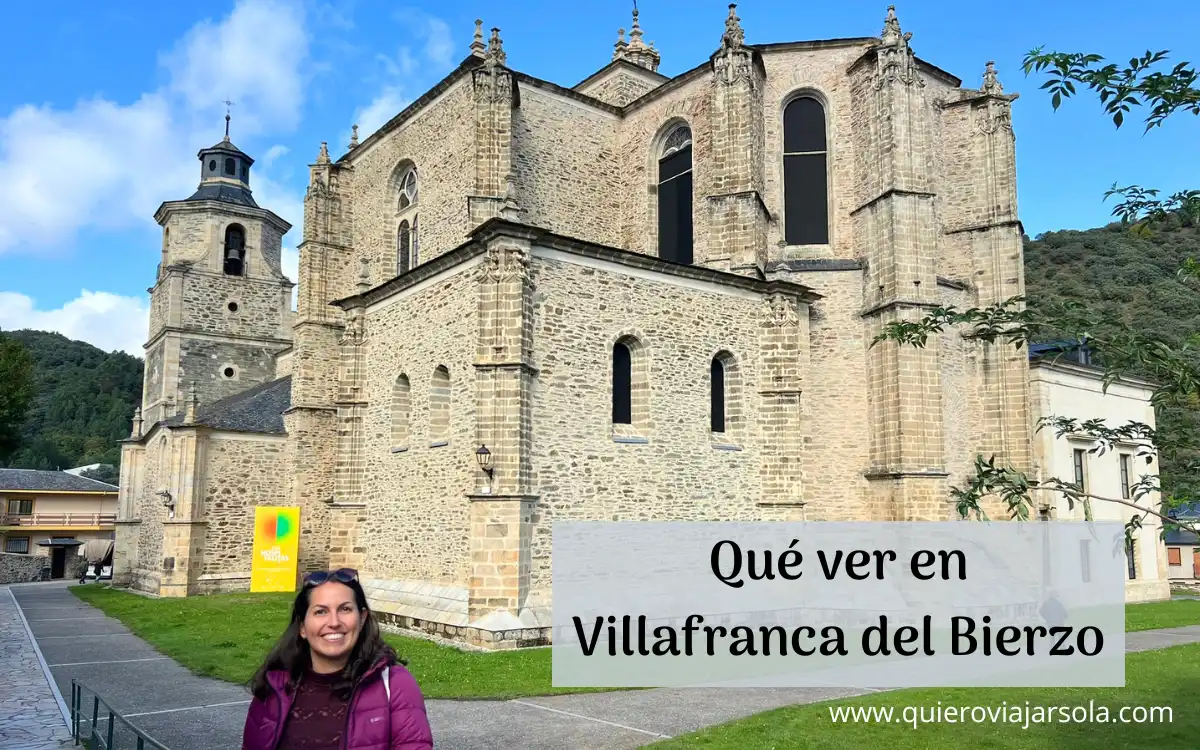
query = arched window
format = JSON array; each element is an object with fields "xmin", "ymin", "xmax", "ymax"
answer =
[
  {"xmin": 397, "ymin": 220, "xmax": 411, "ymax": 274},
  {"xmin": 610, "ymin": 334, "xmax": 650, "ymax": 436},
  {"xmin": 391, "ymin": 374, "xmax": 410, "ymax": 448},
  {"xmin": 429, "ymin": 365, "xmax": 450, "ymax": 443},
  {"xmin": 783, "ymin": 96, "xmax": 829, "ymax": 245},
  {"xmin": 711, "ymin": 357, "xmax": 726, "ymax": 433},
  {"xmin": 395, "ymin": 166, "xmax": 419, "ymax": 272},
  {"xmin": 710, "ymin": 351, "xmax": 741, "ymax": 441},
  {"xmin": 224, "ymin": 157, "xmax": 236, "ymax": 176},
  {"xmin": 657, "ymin": 124, "xmax": 693, "ymax": 265},
  {"xmin": 398, "ymin": 168, "xmax": 418, "ymax": 209},
  {"xmin": 223, "ymin": 224, "xmax": 245, "ymax": 276},
  {"xmin": 612, "ymin": 342, "xmax": 633, "ymax": 424}
]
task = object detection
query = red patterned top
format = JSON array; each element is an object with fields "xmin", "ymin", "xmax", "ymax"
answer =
[{"xmin": 277, "ymin": 669, "xmax": 350, "ymax": 749}]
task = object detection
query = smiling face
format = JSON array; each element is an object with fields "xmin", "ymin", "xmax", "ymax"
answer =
[{"xmin": 299, "ymin": 581, "xmax": 365, "ymax": 673}]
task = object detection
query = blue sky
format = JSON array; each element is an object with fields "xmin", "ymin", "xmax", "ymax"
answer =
[{"xmin": 0, "ymin": 0, "xmax": 1195, "ymax": 356}]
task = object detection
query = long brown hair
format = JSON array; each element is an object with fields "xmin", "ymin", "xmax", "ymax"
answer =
[{"xmin": 248, "ymin": 576, "xmax": 402, "ymax": 702}]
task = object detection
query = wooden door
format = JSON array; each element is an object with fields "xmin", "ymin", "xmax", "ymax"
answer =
[{"xmin": 1193, "ymin": 549, "xmax": 1200, "ymax": 579}]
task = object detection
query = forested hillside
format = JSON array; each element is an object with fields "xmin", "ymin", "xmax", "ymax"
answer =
[
  {"xmin": 0, "ymin": 330, "xmax": 142, "ymax": 472},
  {"xmin": 1025, "ymin": 220, "xmax": 1200, "ymax": 497},
  {"xmin": 1024, "ymin": 221, "xmax": 1200, "ymax": 348}
]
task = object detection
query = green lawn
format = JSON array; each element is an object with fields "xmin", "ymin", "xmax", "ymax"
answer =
[
  {"xmin": 69, "ymin": 585, "xmax": 607, "ymax": 700},
  {"xmin": 647, "ymin": 642, "xmax": 1200, "ymax": 748},
  {"xmin": 71, "ymin": 586, "xmax": 1200, "ymax": 704},
  {"xmin": 1125, "ymin": 598, "xmax": 1200, "ymax": 631}
]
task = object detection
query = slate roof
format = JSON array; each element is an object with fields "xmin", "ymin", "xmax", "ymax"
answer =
[
  {"xmin": 164, "ymin": 376, "xmax": 290, "ymax": 435},
  {"xmin": 184, "ymin": 182, "xmax": 259, "ymax": 208},
  {"xmin": 0, "ymin": 469, "xmax": 118, "ymax": 493},
  {"xmin": 200, "ymin": 137, "xmax": 252, "ymax": 160},
  {"xmin": 1166, "ymin": 529, "xmax": 1200, "ymax": 545}
]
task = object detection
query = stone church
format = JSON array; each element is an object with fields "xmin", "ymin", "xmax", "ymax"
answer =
[{"xmin": 113, "ymin": 5, "xmax": 1170, "ymax": 648}]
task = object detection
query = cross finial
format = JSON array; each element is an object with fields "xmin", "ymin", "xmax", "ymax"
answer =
[{"xmin": 223, "ymin": 98, "xmax": 234, "ymax": 140}]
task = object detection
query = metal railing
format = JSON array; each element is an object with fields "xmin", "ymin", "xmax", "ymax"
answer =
[
  {"xmin": 1, "ymin": 513, "xmax": 117, "ymax": 527},
  {"xmin": 69, "ymin": 680, "xmax": 170, "ymax": 750}
]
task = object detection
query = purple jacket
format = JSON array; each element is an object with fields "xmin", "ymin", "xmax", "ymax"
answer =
[{"xmin": 241, "ymin": 658, "xmax": 433, "ymax": 750}]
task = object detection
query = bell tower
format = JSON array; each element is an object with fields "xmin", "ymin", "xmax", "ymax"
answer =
[{"xmin": 138, "ymin": 117, "xmax": 295, "ymax": 429}]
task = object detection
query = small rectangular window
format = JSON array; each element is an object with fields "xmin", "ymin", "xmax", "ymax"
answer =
[
  {"xmin": 1126, "ymin": 537, "xmax": 1137, "ymax": 580},
  {"xmin": 1119, "ymin": 454, "xmax": 1131, "ymax": 499},
  {"xmin": 1072, "ymin": 449, "xmax": 1086, "ymax": 492},
  {"xmin": 6, "ymin": 498, "xmax": 32, "ymax": 515},
  {"xmin": 1168, "ymin": 547, "xmax": 1182, "ymax": 566},
  {"xmin": 4, "ymin": 536, "xmax": 29, "ymax": 554}
]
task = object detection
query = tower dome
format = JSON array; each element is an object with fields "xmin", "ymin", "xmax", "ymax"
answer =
[{"xmin": 187, "ymin": 112, "xmax": 258, "ymax": 208}]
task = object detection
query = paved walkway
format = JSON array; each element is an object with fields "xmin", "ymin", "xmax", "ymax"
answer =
[
  {"xmin": 7, "ymin": 581, "xmax": 1200, "ymax": 749},
  {"xmin": 0, "ymin": 585, "xmax": 73, "ymax": 749}
]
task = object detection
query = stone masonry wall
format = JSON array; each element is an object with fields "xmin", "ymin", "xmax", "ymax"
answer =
[
  {"xmin": 180, "ymin": 272, "xmax": 286, "ymax": 340},
  {"xmin": 343, "ymin": 79, "xmax": 477, "ymax": 288},
  {"xmin": 163, "ymin": 208, "xmax": 287, "ymax": 281},
  {"xmin": 199, "ymin": 434, "xmax": 289, "ymax": 577},
  {"xmin": 356, "ymin": 263, "xmax": 480, "ymax": 585},
  {"xmin": 131, "ymin": 430, "xmax": 171, "ymax": 591},
  {"xmin": 0, "ymin": 552, "xmax": 49, "ymax": 584},
  {"xmin": 576, "ymin": 70, "xmax": 661, "ymax": 108},
  {"xmin": 511, "ymin": 86, "xmax": 622, "ymax": 249},
  {"xmin": 178, "ymin": 339, "xmax": 281, "ymax": 405},
  {"xmin": 767, "ymin": 268, "xmax": 873, "ymax": 519},
  {"xmin": 525, "ymin": 253, "xmax": 800, "ymax": 598}
]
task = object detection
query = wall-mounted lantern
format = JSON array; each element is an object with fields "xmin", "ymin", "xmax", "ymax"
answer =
[{"xmin": 475, "ymin": 444, "xmax": 494, "ymax": 491}]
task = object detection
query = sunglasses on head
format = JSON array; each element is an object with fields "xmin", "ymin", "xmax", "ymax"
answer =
[{"xmin": 302, "ymin": 568, "xmax": 359, "ymax": 587}]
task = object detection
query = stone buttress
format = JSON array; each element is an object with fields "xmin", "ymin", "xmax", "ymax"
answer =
[
  {"xmin": 851, "ymin": 9, "xmax": 948, "ymax": 520},
  {"xmin": 467, "ymin": 232, "xmax": 537, "ymax": 639},
  {"xmin": 707, "ymin": 5, "xmax": 769, "ymax": 276}
]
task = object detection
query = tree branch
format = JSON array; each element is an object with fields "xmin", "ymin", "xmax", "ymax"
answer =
[{"xmin": 1034, "ymin": 482, "xmax": 1198, "ymax": 535}]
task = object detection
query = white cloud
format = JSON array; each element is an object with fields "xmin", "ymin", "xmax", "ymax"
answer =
[
  {"xmin": 0, "ymin": 0, "xmax": 311, "ymax": 256},
  {"xmin": 0, "ymin": 290, "xmax": 149, "ymax": 357},
  {"xmin": 349, "ymin": 9, "xmax": 456, "ymax": 142},
  {"xmin": 354, "ymin": 87, "xmax": 410, "ymax": 141},
  {"xmin": 161, "ymin": 0, "xmax": 310, "ymax": 134}
]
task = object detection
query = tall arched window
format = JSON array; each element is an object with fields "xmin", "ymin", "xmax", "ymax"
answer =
[
  {"xmin": 397, "ymin": 220, "xmax": 412, "ymax": 273},
  {"xmin": 223, "ymin": 224, "xmax": 245, "ymax": 276},
  {"xmin": 657, "ymin": 124, "xmax": 693, "ymax": 265},
  {"xmin": 612, "ymin": 342, "xmax": 633, "ymax": 424},
  {"xmin": 711, "ymin": 357, "xmax": 726, "ymax": 433},
  {"xmin": 782, "ymin": 96, "xmax": 829, "ymax": 245},
  {"xmin": 395, "ymin": 165, "xmax": 419, "ymax": 273}
]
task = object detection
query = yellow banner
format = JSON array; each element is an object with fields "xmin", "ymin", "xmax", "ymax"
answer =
[{"xmin": 250, "ymin": 506, "xmax": 301, "ymax": 592}]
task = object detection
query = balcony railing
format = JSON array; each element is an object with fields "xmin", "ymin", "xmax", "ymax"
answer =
[{"xmin": 0, "ymin": 513, "xmax": 117, "ymax": 527}]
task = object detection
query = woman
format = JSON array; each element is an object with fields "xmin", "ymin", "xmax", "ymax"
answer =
[{"xmin": 242, "ymin": 568, "xmax": 434, "ymax": 749}]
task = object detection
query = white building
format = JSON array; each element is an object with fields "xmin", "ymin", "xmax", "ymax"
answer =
[{"xmin": 1029, "ymin": 344, "xmax": 1171, "ymax": 603}]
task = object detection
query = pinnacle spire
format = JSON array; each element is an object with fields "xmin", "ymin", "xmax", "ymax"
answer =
[
  {"xmin": 880, "ymin": 4, "xmax": 911, "ymax": 48},
  {"xmin": 485, "ymin": 27, "xmax": 506, "ymax": 66},
  {"xmin": 470, "ymin": 19, "xmax": 486, "ymax": 57},
  {"xmin": 615, "ymin": 1, "xmax": 660, "ymax": 72},
  {"xmin": 720, "ymin": 4, "xmax": 745, "ymax": 50},
  {"xmin": 982, "ymin": 60, "xmax": 1003, "ymax": 94}
]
